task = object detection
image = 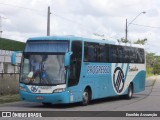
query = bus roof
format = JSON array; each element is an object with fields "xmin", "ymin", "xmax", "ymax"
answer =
[
  {"xmin": 28, "ymin": 35, "xmax": 144, "ymax": 49},
  {"xmin": 28, "ymin": 35, "xmax": 115, "ymax": 44}
]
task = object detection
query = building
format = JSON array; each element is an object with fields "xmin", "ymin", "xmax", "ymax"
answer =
[{"xmin": 0, "ymin": 37, "xmax": 25, "ymax": 73}]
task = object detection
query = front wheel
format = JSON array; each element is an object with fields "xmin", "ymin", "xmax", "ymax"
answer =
[
  {"xmin": 125, "ymin": 84, "xmax": 133, "ymax": 99},
  {"xmin": 81, "ymin": 89, "xmax": 90, "ymax": 106}
]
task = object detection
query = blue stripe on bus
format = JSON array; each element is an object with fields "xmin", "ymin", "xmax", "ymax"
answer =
[
  {"xmin": 115, "ymin": 63, "xmax": 118, "ymax": 68},
  {"xmin": 124, "ymin": 63, "xmax": 129, "ymax": 80},
  {"xmin": 121, "ymin": 63, "xmax": 124, "ymax": 69}
]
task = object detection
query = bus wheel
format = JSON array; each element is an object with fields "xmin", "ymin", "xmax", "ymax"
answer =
[
  {"xmin": 42, "ymin": 102, "xmax": 52, "ymax": 106},
  {"xmin": 82, "ymin": 89, "xmax": 90, "ymax": 106},
  {"xmin": 126, "ymin": 84, "xmax": 133, "ymax": 99}
]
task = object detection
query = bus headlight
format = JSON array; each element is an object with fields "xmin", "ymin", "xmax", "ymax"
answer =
[
  {"xmin": 53, "ymin": 88, "xmax": 65, "ymax": 93},
  {"xmin": 19, "ymin": 86, "xmax": 27, "ymax": 92}
]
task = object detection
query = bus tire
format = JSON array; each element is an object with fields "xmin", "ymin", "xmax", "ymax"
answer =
[
  {"xmin": 126, "ymin": 84, "xmax": 133, "ymax": 99},
  {"xmin": 42, "ymin": 102, "xmax": 52, "ymax": 106},
  {"xmin": 81, "ymin": 88, "xmax": 90, "ymax": 106}
]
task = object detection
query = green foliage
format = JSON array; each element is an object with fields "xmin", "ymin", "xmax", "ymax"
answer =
[
  {"xmin": 134, "ymin": 38, "xmax": 147, "ymax": 45},
  {"xmin": 0, "ymin": 37, "xmax": 25, "ymax": 51},
  {"xmin": 117, "ymin": 38, "xmax": 147, "ymax": 45},
  {"xmin": 146, "ymin": 52, "xmax": 155, "ymax": 67},
  {"xmin": 146, "ymin": 67, "xmax": 153, "ymax": 78},
  {"xmin": 117, "ymin": 38, "xmax": 129, "ymax": 43},
  {"xmin": 152, "ymin": 56, "xmax": 160, "ymax": 74},
  {"xmin": 146, "ymin": 52, "xmax": 160, "ymax": 75},
  {"xmin": 0, "ymin": 94, "xmax": 19, "ymax": 104}
]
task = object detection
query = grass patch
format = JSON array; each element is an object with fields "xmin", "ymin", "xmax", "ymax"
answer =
[
  {"xmin": 0, "ymin": 94, "xmax": 20, "ymax": 104},
  {"xmin": 146, "ymin": 72, "xmax": 154, "ymax": 78},
  {"xmin": 146, "ymin": 73, "xmax": 158, "ymax": 79},
  {"xmin": 146, "ymin": 67, "xmax": 158, "ymax": 79},
  {"xmin": 0, "ymin": 37, "xmax": 25, "ymax": 51},
  {"xmin": 146, "ymin": 67, "xmax": 154, "ymax": 78}
]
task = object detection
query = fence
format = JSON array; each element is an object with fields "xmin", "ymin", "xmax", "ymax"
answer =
[
  {"xmin": 0, "ymin": 73, "xmax": 19, "ymax": 95},
  {"xmin": 0, "ymin": 50, "xmax": 21, "ymax": 73}
]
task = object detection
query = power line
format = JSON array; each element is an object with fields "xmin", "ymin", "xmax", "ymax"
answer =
[
  {"xmin": 0, "ymin": 2, "xmax": 120, "ymax": 40},
  {"xmin": 0, "ymin": 2, "xmax": 89, "ymax": 30},
  {"xmin": 54, "ymin": 13, "xmax": 88, "ymax": 28},
  {"xmin": 131, "ymin": 23, "xmax": 160, "ymax": 29},
  {"xmin": 0, "ymin": 2, "xmax": 46, "ymax": 16},
  {"xmin": 52, "ymin": 12, "xmax": 100, "ymax": 36},
  {"xmin": 0, "ymin": 2, "xmax": 92, "ymax": 35},
  {"xmin": 53, "ymin": 13, "xmax": 121, "ymax": 39}
]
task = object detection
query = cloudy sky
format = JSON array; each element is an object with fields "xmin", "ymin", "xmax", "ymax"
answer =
[{"xmin": 0, "ymin": 0, "xmax": 160, "ymax": 54}]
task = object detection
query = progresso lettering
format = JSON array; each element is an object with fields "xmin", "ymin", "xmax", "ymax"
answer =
[{"xmin": 87, "ymin": 65, "xmax": 110, "ymax": 75}]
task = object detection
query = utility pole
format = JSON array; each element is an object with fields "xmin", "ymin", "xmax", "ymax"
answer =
[
  {"xmin": 0, "ymin": 16, "xmax": 7, "ymax": 38},
  {"xmin": 125, "ymin": 19, "xmax": 128, "ymax": 41},
  {"xmin": 125, "ymin": 11, "xmax": 146, "ymax": 43},
  {"xmin": 47, "ymin": 6, "xmax": 51, "ymax": 36},
  {"xmin": 0, "ymin": 16, "xmax": 3, "ymax": 38}
]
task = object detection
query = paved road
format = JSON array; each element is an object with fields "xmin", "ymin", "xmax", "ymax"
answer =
[{"xmin": 0, "ymin": 76, "xmax": 159, "ymax": 120}]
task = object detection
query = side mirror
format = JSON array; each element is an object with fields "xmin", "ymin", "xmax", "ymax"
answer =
[
  {"xmin": 11, "ymin": 51, "xmax": 22, "ymax": 66},
  {"xmin": 64, "ymin": 52, "xmax": 73, "ymax": 66}
]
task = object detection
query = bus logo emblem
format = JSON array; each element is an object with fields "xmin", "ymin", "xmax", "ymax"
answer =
[
  {"xmin": 31, "ymin": 86, "xmax": 38, "ymax": 92},
  {"xmin": 113, "ymin": 67, "xmax": 125, "ymax": 93}
]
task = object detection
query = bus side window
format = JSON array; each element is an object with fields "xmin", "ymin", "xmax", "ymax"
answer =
[
  {"xmin": 117, "ymin": 46, "xmax": 124, "ymax": 63},
  {"xmin": 141, "ymin": 49, "xmax": 145, "ymax": 63},
  {"xmin": 136, "ymin": 48, "xmax": 144, "ymax": 63},
  {"xmin": 109, "ymin": 45, "xmax": 118, "ymax": 63},
  {"xmin": 84, "ymin": 42, "xmax": 97, "ymax": 62},
  {"xmin": 98, "ymin": 44, "xmax": 109, "ymax": 62},
  {"xmin": 130, "ymin": 48, "xmax": 136, "ymax": 63},
  {"xmin": 124, "ymin": 47, "xmax": 130, "ymax": 63}
]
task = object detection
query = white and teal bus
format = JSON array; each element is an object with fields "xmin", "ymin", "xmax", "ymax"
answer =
[{"xmin": 12, "ymin": 36, "xmax": 146, "ymax": 105}]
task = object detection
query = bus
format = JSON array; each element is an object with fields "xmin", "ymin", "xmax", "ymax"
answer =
[{"xmin": 11, "ymin": 36, "xmax": 146, "ymax": 106}]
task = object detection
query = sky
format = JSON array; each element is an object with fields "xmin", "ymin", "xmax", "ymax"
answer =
[{"xmin": 0, "ymin": 0, "xmax": 160, "ymax": 54}]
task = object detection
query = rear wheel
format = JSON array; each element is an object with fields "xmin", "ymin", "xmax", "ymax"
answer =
[
  {"xmin": 126, "ymin": 84, "xmax": 133, "ymax": 99},
  {"xmin": 81, "ymin": 89, "xmax": 90, "ymax": 106},
  {"xmin": 42, "ymin": 102, "xmax": 52, "ymax": 106}
]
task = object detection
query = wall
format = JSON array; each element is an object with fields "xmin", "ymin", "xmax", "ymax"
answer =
[
  {"xmin": 0, "ymin": 73, "xmax": 19, "ymax": 95},
  {"xmin": 0, "ymin": 49, "xmax": 21, "ymax": 73}
]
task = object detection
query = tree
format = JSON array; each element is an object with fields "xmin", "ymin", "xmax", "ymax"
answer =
[
  {"xmin": 117, "ymin": 38, "xmax": 129, "ymax": 43},
  {"xmin": 134, "ymin": 38, "xmax": 147, "ymax": 45},
  {"xmin": 117, "ymin": 38, "xmax": 147, "ymax": 45},
  {"xmin": 146, "ymin": 52, "xmax": 160, "ymax": 75},
  {"xmin": 146, "ymin": 52, "xmax": 156, "ymax": 67},
  {"xmin": 152, "ymin": 56, "xmax": 160, "ymax": 74}
]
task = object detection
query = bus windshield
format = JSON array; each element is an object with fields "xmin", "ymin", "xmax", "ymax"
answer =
[{"xmin": 20, "ymin": 54, "xmax": 66, "ymax": 85}]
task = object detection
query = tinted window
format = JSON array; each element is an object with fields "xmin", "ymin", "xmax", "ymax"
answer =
[
  {"xmin": 124, "ymin": 46, "xmax": 131, "ymax": 63},
  {"xmin": 68, "ymin": 41, "xmax": 82, "ymax": 87},
  {"xmin": 84, "ymin": 42, "xmax": 109, "ymax": 62},
  {"xmin": 137, "ymin": 48, "xmax": 145, "ymax": 63},
  {"xmin": 129, "ymin": 47, "xmax": 137, "ymax": 63},
  {"xmin": 97, "ymin": 44, "xmax": 109, "ymax": 62},
  {"xmin": 117, "ymin": 46, "xmax": 124, "ymax": 63},
  {"xmin": 84, "ymin": 42, "xmax": 97, "ymax": 62},
  {"xmin": 84, "ymin": 42, "xmax": 145, "ymax": 64},
  {"xmin": 109, "ymin": 45, "xmax": 118, "ymax": 63}
]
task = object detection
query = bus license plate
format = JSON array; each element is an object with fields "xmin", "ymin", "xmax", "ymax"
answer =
[{"xmin": 36, "ymin": 96, "xmax": 44, "ymax": 100}]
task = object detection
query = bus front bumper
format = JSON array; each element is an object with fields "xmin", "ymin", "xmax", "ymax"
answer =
[{"xmin": 19, "ymin": 91, "xmax": 71, "ymax": 104}]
